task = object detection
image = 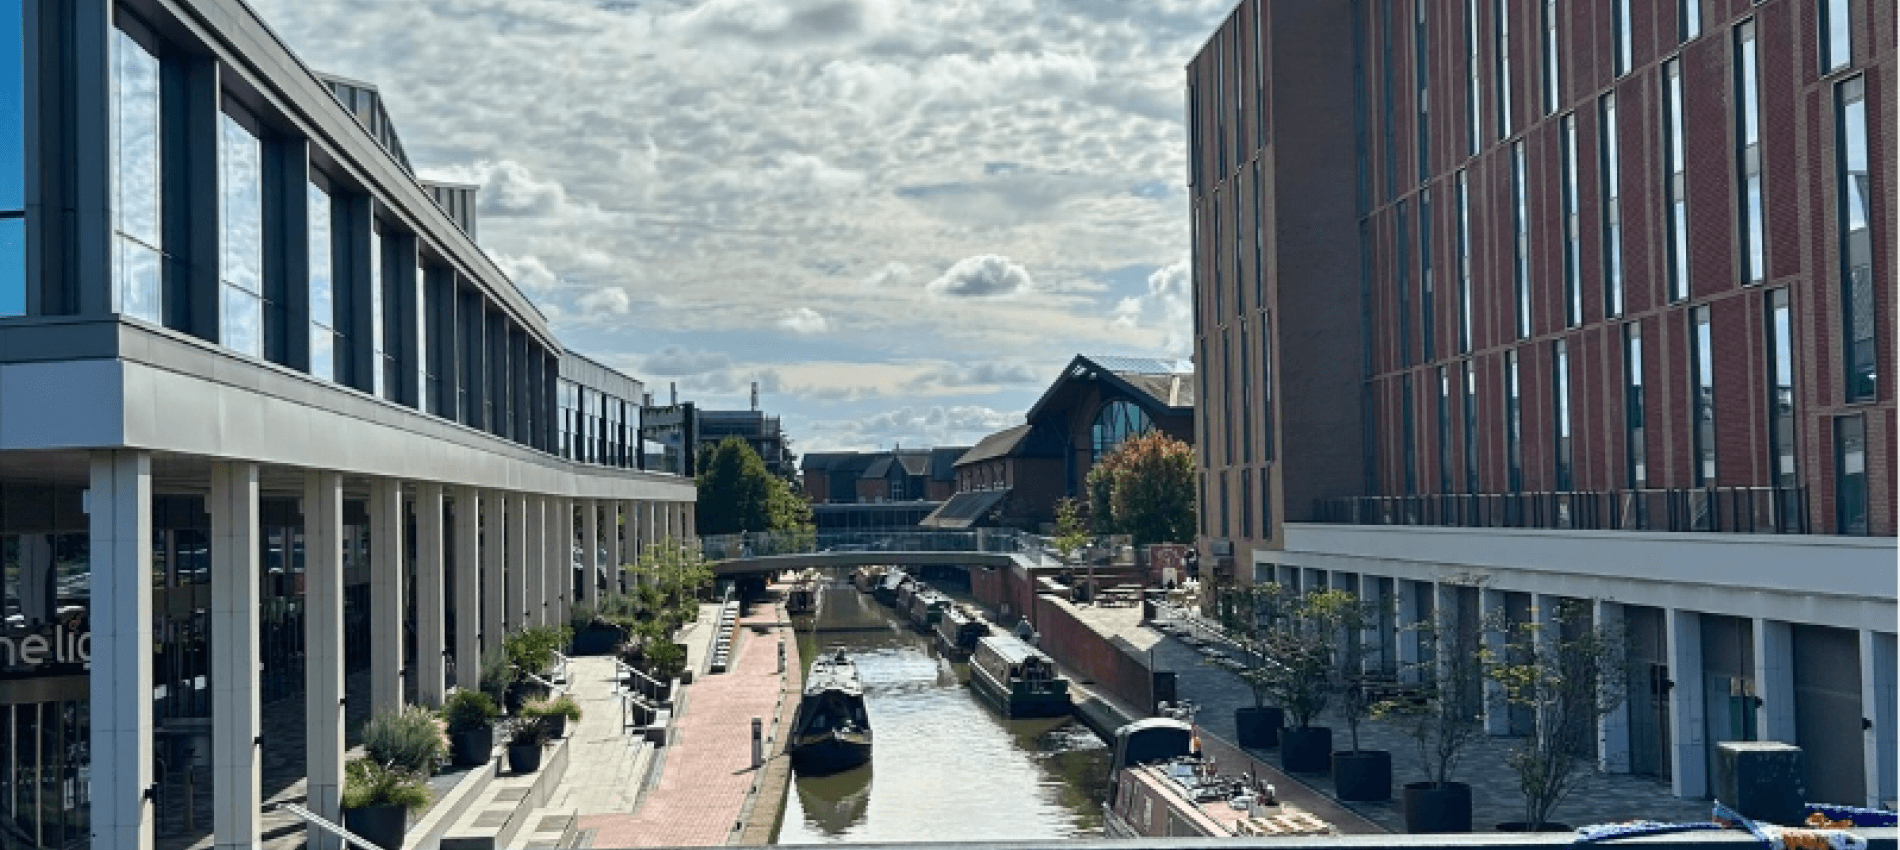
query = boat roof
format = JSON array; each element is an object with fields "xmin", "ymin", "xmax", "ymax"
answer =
[
  {"xmin": 1116, "ymin": 717, "xmax": 1192, "ymax": 738},
  {"xmin": 805, "ymin": 652, "xmax": 864, "ymax": 696},
  {"xmin": 976, "ymin": 633, "xmax": 1047, "ymax": 665}
]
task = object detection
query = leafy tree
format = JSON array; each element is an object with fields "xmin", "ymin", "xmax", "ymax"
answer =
[
  {"xmin": 1085, "ymin": 431, "xmax": 1196, "ymax": 545},
  {"xmin": 695, "ymin": 437, "xmax": 812, "ymax": 535}
]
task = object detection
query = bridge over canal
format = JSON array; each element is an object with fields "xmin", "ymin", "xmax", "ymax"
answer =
[{"xmin": 698, "ymin": 529, "xmax": 1064, "ymax": 575}]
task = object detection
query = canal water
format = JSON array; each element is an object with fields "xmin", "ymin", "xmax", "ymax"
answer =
[{"xmin": 775, "ymin": 577, "xmax": 1112, "ymax": 843}]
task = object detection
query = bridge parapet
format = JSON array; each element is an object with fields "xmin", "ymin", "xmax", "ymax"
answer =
[{"xmin": 702, "ymin": 529, "xmax": 1063, "ymax": 570}]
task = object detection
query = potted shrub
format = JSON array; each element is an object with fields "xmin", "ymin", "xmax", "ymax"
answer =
[
  {"xmin": 523, "ymin": 694, "xmax": 583, "ymax": 739},
  {"xmin": 1255, "ymin": 589, "xmax": 1352, "ymax": 774},
  {"xmin": 1482, "ymin": 598, "xmax": 1628, "ymax": 832},
  {"xmin": 644, "ymin": 638, "xmax": 688, "ymax": 686},
  {"xmin": 506, "ymin": 716, "xmax": 552, "ymax": 774},
  {"xmin": 1378, "ymin": 609, "xmax": 1485, "ymax": 834},
  {"xmin": 1227, "ymin": 583, "xmax": 1288, "ymax": 748},
  {"xmin": 1322, "ymin": 590, "xmax": 1392, "ymax": 802},
  {"xmin": 340, "ymin": 758, "xmax": 429, "ymax": 850},
  {"xmin": 442, "ymin": 689, "xmax": 500, "ymax": 767},
  {"xmin": 360, "ymin": 704, "xmax": 447, "ymax": 776}
]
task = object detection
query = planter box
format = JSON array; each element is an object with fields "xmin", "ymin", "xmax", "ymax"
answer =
[
  {"xmin": 449, "ymin": 726, "xmax": 495, "ymax": 767},
  {"xmin": 1278, "ymin": 726, "xmax": 1332, "ymax": 774},
  {"xmin": 342, "ymin": 804, "xmax": 407, "ymax": 850},
  {"xmin": 1402, "ymin": 781, "xmax": 1472, "ymax": 834},
  {"xmin": 1331, "ymin": 750, "xmax": 1391, "ymax": 802},
  {"xmin": 1235, "ymin": 706, "xmax": 1283, "ymax": 749}
]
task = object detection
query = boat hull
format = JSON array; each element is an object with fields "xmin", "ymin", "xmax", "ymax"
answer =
[
  {"xmin": 789, "ymin": 731, "xmax": 872, "ymax": 775},
  {"xmin": 968, "ymin": 662, "xmax": 1071, "ymax": 718}
]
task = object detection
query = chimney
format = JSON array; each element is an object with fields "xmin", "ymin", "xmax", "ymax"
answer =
[
  {"xmin": 669, "ymin": 382, "xmax": 677, "ymax": 405},
  {"xmin": 751, "ymin": 381, "xmax": 759, "ymax": 411}
]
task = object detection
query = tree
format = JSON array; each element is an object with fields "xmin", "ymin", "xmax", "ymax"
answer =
[
  {"xmin": 1374, "ymin": 609, "xmax": 1487, "ymax": 790},
  {"xmin": 695, "ymin": 437, "xmax": 812, "ymax": 535},
  {"xmin": 1084, "ymin": 431, "xmax": 1196, "ymax": 546}
]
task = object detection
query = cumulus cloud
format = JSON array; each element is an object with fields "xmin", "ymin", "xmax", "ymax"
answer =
[
  {"xmin": 1111, "ymin": 258, "xmax": 1192, "ymax": 354},
  {"xmin": 492, "ymin": 251, "xmax": 558, "ymax": 294},
  {"xmin": 900, "ymin": 361, "xmax": 1044, "ymax": 392},
  {"xmin": 577, "ymin": 286, "xmax": 631, "ymax": 315},
  {"xmin": 800, "ymin": 404, "xmax": 1020, "ymax": 452},
  {"xmin": 641, "ymin": 346, "xmax": 734, "ymax": 376},
  {"xmin": 777, "ymin": 307, "xmax": 831, "ymax": 334},
  {"xmin": 860, "ymin": 261, "xmax": 911, "ymax": 290},
  {"xmin": 926, "ymin": 254, "xmax": 1036, "ymax": 298}
]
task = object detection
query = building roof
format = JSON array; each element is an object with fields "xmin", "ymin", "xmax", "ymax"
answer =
[
  {"xmin": 919, "ymin": 488, "xmax": 1012, "ymax": 529},
  {"xmin": 955, "ymin": 424, "xmax": 1035, "ymax": 467},
  {"xmin": 1022, "ymin": 354, "xmax": 1195, "ymax": 425},
  {"xmin": 862, "ymin": 451, "xmax": 933, "ymax": 479},
  {"xmin": 929, "ymin": 446, "xmax": 967, "ymax": 481}
]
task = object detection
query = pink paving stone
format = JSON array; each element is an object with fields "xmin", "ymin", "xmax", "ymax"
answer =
[{"xmin": 582, "ymin": 612, "xmax": 789, "ymax": 848}]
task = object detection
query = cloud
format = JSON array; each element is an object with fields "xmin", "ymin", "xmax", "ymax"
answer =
[
  {"xmin": 926, "ymin": 254, "xmax": 1036, "ymax": 298},
  {"xmin": 777, "ymin": 307, "xmax": 831, "ymax": 334},
  {"xmin": 577, "ymin": 286, "xmax": 631, "ymax": 314},
  {"xmin": 860, "ymin": 261, "xmax": 911, "ymax": 290},
  {"xmin": 640, "ymin": 346, "xmax": 733, "ymax": 376},
  {"xmin": 491, "ymin": 251, "xmax": 558, "ymax": 294},
  {"xmin": 798, "ymin": 404, "xmax": 1020, "ymax": 452},
  {"xmin": 1111, "ymin": 258, "xmax": 1192, "ymax": 355},
  {"xmin": 900, "ymin": 361, "xmax": 1044, "ymax": 392}
]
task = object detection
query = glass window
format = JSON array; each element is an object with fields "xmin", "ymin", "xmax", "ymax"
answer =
[
  {"xmin": 1554, "ymin": 339, "xmax": 1572, "ymax": 490},
  {"xmin": 1218, "ymin": 471, "xmax": 1229, "ymax": 539},
  {"xmin": 1512, "ymin": 141, "xmax": 1529, "ymax": 338},
  {"xmin": 1505, "ymin": 349, "xmax": 1522, "ymax": 492},
  {"xmin": 1253, "ymin": 163, "xmax": 1263, "ymax": 309},
  {"xmin": 1766, "ymin": 290, "xmax": 1796, "ymax": 494},
  {"xmin": 1222, "ymin": 330, "xmax": 1235, "ymax": 463},
  {"xmin": 1437, "ymin": 366, "xmax": 1451, "ymax": 493},
  {"xmin": 1680, "ymin": 0, "xmax": 1701, "ymax": 42},
  {"xmin": 1, "ymin": 0, "xmax": 20, "ymax": 316},
  {"xmin": 1542, "ymin": 0, "xmax": 1559, "ymax": 114},
  {"xmin": 1239, "ymin": 466, "xmax": 1253, "ymax": 539},
  {"xmin": 1690, "ymin": 306, "xmax": 1715, "ymax": 484},
  {"xmin": 1091, "ymin": 399, "xmax": 1154, "ymax": 462},
  {"xmin": 1262, "ymin": 315, "xmax": 1275, "ymax": 462},
  {"xmin": 1462, "ymin": 361, "xmax": 1478, "ymax": 492},
  {"xmin": 1397, "ymin": 200, "xmax": 1411, "ymax": 366},
  {"xmin": 368, "ymin": 221, "xmax": 384, "ymax": 397},
  {"xmin": 218, "ymin": 111, "xmax": 263, "ymax": 358},
  {"xmin": 416, "ymin": 260, "xmax": 429, "ymax": 412},
  {"xmin": 1664, "ymin": 60, "xmax": 1689, "ymax": 302},
  {"xmin": 0, "ymin": 219, "xmax": 20, "ymax": 316},
  {"xmin": 1421, "ymin": 188, "xmax": 1435, "ymax": 361},
  {"xmin": 1737, "ymin": 21, "xmax": 1765, "ymax": 285},
  {"xmin": 1561, "ymin": 113, "xmax": 1580, "ymax": 325},
  {"xmin": 1259, "ymin": 467, "xmax": 1273, "ymax": 541},
  {"xmin": 1215, "ymin": 39, "xmax": 1226, "ymax": 178},
  {"xmin": 1835, "ymin": 415, "xmax": 1867, "ymax": 535},
  {"xmin": 1495, "ymin": 0, "xmax": 1512, "ymax": 138},
  {"xmin": 1211, "ymin": 190, "xmax": 1222, "ymax": 316},
  {"xmin": 1601, "ymin": 94, "xmax": 1624, "ymax": 317},
  {"xmin": 1457, "ymin": 170, "xmax": 1472, "ymax": 352},
  {"xmin": 1465, "ymin": 0, "xmax": 1481, "ymax": 152},
  {"xmin": 308, "ymin": 183, "xmax": 335, "ymax": 380},
  {"xmin": 1613, "ymin": 0, "xmax": 1632, "ymax": 76},
  {"xmin": 1821, "ymin": 0, "xmax": 1852, "ymax": 74},
  {"xmin": 1239, "ymin": 322, "xmax": 1252, "ymax": 464},
  {"xmin": 1401, "ymin": 373, "xmax": 1416, "ymax": 494},
  {"xmin": 1255, "ymin": 0, "xmax": 1267, "ymax": 146},
  {"xmin": 1624, "ymin": 322, "xmax": 1646, "ymax": 488},
  {"xmin": 1838, "ymin": 75, "xmax": 1875, "ymax": 401},
  {"xmin": 111, "ymin": 28, "xmax": 163, "ymax": 324},
  {"xmin": 1415, "ymin": 0, "xmax": 1429, "ymax": 183}
]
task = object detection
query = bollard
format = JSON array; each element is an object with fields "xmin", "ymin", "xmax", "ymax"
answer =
[
  {"xmin": 751, "ymin": 717, "xmax": 764, "ymax": 769},
  {"xmin": 778, "ymin": 639, "xmax": 786, "ymax": 674}
]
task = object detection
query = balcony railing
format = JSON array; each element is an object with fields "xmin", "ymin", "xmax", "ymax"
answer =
[{"xmin": 1313, "ymin": 486, "xmax": 1810, "ymax": 535}]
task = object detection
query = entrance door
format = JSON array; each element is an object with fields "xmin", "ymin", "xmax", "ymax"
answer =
[
  {"xmin": 1626, "ymin": 607, "xmax": 1671, "ymax": 779},
  {"xmin": 1793, "ymin": 625, "xmax": 1865, "ymax": 805},
  {"xmin": 2, "ymin": 697, "xmax": 90, "ymax": 850}
]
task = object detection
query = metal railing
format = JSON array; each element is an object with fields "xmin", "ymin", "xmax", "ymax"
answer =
[
  {"xmin": 1313, "ymin": 486, "xmax": 1810, "ymax": 535},
  {"xmin": 700, "ymin": 529, "xmax": 1062, "ymax": 565}
]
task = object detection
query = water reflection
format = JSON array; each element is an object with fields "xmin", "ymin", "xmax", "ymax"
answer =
[{"xmin": 777, "ymin": 581, "xmax": 1110, "ymax": 844}]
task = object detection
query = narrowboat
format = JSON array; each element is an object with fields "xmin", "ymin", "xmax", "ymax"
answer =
[
  {"xmin": 1102, "ymin": 718, "xmax": 1332, "ymax": 838},
  {"xmin": 967, "ymin": 634, "xmax": 1070, "ymax": 718},
  {"xmin": 852, "ymin": 566, "xmax": 887, "ymax": 593},
  {"xmin": 934, "ymin": 605, "xmax": 990, "ymax": 662},
  {"xmin": 873, "ymin": 569, "xmax": 907, "ymax": 605},
  {"xmin": 892, "ymin": 576, "xmax": 921, "ymax": 612},
  {"xmin": 786, "ymin": 579, "xmax": 818, "ymax": 615},
  {"xmin": 788, "ymin": 648, "xmax": 873, "ymax": 775},
  {"xmin": 906, "ymin": 589, "xmax": 951, "ymax": 631}
]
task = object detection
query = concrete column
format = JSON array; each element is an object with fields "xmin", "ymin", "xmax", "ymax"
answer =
[
  {"xmin": 639, "ymin": 500, "xmax": 656, "ymax": 560},
  {"xmin": 1353, "ymin": 573, "xmax": 1380, "ymax": 674},
  {"xmin": 1595, "ymin": 600, "xmax": 1632, "ymax": 773},
  {"xmin": 454, "ymin": 486, "xmax": 482, "ymax": 690},
  {"xmin": 684, "ymin": 502, "xmax": 696, "ymax": 541},
  {"xmin": 580, "ymin": 498, "xmax": 601, "ymax": 609},
  {"xmin": 1860, "ymin": 629, "xmax": 1896, "ymax": 807},
  {"xmin": 1665, "ymin": 607, "xmax": 1707, "ymax": 798},
  {"xmin": 1395, "ymin": 579, "xmax": 1423, "ymax": 683},
  {"xmin": 508, "ymin": 492, "xmax": 529, "ymax": 629},
  {"xmin": 1432, "ymin": 582, "xmax": 1457, "ymax": 687},
  {"xmin": 415, "ymin": 483, "xmax": 447, "ymax": 706},
  {"xmin": 1479, "ymin": 588, "xmax": 1510, "ymax": 736},
  {"xmin": 89, "ymin": 451, "xmax": 155, "ymax": 850},
  {"xmin": 303, "ymin": 471, "xmax": 346, "ymax": 850},
  {"xmin": 368, "ymin": 479, "xmax": 405, "ymax": 717},
  {"xmin": 1753, "ymin": 618, "xmax": 1795, "ymax": 744},
  {"xmin": 529, "ymin": 496, "xmax": 547, "ymax": 626},
  {"xmin": 605, "ymin": 500, "xmax": 623, "ymax": 598},
  {"xmin": 209, "ymin": 462, "xmax": 262, "ymax": 850},
  {"xmin": 549, "ymin": 498, "xmax": 569, "ymax": 626},
  {"xmin": 481, "ymin": 488, "xmax": 505, "ymax": 652}
]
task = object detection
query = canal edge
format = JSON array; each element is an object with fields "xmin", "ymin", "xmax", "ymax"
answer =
[{"xmin": 730, "ymin": 600, "xmax": 803, "ymax": 845}]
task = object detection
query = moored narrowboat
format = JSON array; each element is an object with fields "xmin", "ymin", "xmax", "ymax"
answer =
[
  {"xmin": 906, "ymin": 589, "xmax": 951, "ymax": 631},
  {"xmin": 1102, "ymin": 718, "xmax": 1332, "ymax": 838},
  {"xmin": 852, "ymin": 565, "xmax": 887, "ymax": 593},
  {"xmin": 788, "ymin": 648, "xmax": 873, "ymax": 775},
  {"xmin": 967, "ymin": 634, "xmax": 1070, "ymax": 718},
  {"xmin": 873, "ymin": 569, "xmax": 907, "ymax": 605},
  {"xmin": 934, "ymin": 605, "xmax": 991, "ymax": 662}
]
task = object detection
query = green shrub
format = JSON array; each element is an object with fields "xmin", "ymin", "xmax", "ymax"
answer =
[
  {"xmin": 543, "ymin": 694, "xmax": 582, "ymax": 722},
  {"xmin": 508, "ymin": 716, "xmax": 552, "ymax": 748},
  {"xmin": 441, "ymin": 689, "xmax": 499, "ymax": 735},
  {"xmin": 644, "ymin": 640, "xmax": 687, "ymax": 682},
  {"xmin": 361, "ymin": 705, "xmax": 447, "ymax": 775},
  {"xmin": 479, "ymin": 648, "xmax": 518, "ymax": 706},
  {"xmin": 341, "ymin": 758, "xmax": 430, "ymax": 812}
]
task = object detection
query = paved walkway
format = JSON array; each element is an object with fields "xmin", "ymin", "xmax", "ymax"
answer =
[
  {"xmin": 1149, "ymin": 606, "xmax": 1714, "ymax": 831},
  {"xmin": 543, "ymin": 655, "xmax": 655, "ymax": 815},
  {"xmin": 580, "ymin": 606, "xmax": 795, "ymax": 847}
]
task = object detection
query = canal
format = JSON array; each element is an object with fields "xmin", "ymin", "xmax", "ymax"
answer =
[{"xmin": 776, "ymin": 576, "xmax": 1113, "ymax": 843}]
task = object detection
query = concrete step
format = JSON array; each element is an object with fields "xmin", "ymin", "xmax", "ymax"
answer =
[
  {"xmin": 511, "ymin": 806, "xmax": 578, "ymax": 849},
  {"xmin": 438, "ymin": 739, "xmax": 570, "ymax": 850}
]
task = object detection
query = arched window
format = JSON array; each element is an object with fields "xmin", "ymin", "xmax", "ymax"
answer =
[{"xmin": 1091, "ymin": 400, "xmax": 1153, "ymax": 462}]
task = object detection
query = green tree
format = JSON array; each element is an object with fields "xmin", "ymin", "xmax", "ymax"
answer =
[
  {"xmin": 1086, "ymin": 431, "xmax": 1196, "ymax": 546},
  {"xmin": 695, "ymin": 437, "xmax": 812, "ymax": 535}
]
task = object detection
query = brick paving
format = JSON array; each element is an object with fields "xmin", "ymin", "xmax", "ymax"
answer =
[
  {"xmin": 580, "ymin": 606, "xmax": 794, "ymax": 848},
  {"xmin": 1149, "ymin": 607, "xmax": 1714, "ymax": 832}
]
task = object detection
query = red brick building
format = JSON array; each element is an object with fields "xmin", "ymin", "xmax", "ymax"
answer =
[{"xmin": 1190, "ymin": 0, "xmax": 1894, "ymax": 805}]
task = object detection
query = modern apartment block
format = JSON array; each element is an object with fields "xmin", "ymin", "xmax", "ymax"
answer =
[
  {"xmin": 0, "ymin": 1, "xmax": 697, "ymax": 849},
  {"xmin": 1189, "ymin": 0, "xmax": 1894, "ymax": 806}
]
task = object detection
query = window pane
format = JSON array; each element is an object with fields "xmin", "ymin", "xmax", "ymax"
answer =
[
  {"xmin": 1, "ymin": 0, "xmax": 22, "ymax": 210},
  {"xmin": 0, "ymin": 217, "xmax": 20, "ymax": 316},
  {"xmin": 1839, "ymin": 77, "xmax": 1874, "ymax": 400},
  {"xmin": 112, "ymin": 28, "xmax": 162, "ymax": 259},
  {"xmin": 308, "ymin": 183, "xmax": 332, "ymax": 330},
  {"xmin": 1823, "ymin": 0, "xmax": 1852, "ymax": 73},
  {"xmin": 219, "ymin": 113, "xmax": 261, "ymax": 297},
  {"xmin": 1691, "ymin": 308, "xmax": 1715, "ymax": 484},
  {"xmin": 117, "ymin": 240, "xmax": 160, "ymax": 323},
  {"xmin": 221, "ymin": 287, "xmax": 261, "ymax": 357},
  {"xmin": 311, "ymin": 329, "xmax": 333, "ymax": 381},
  {"xmin": 1835, "ymin": 415, "xmax": 1867, "ymax": 535}
]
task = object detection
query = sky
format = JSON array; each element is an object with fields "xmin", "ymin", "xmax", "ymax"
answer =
[{"xmin": 250, "ymin": 0, "xmax": 1229, "ymax": 456}]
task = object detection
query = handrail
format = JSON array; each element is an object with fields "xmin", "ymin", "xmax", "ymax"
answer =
[
  {"xmin": 513, "ymin": 666, "xmax": 568, "ymax": 696},
  {"xmin": 549, "ymin": 649, "xmax": 571, "ymax": 685},
  {"xmin": 273, "ymin": 801, "xmax": 381, "ymax": 850}
]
